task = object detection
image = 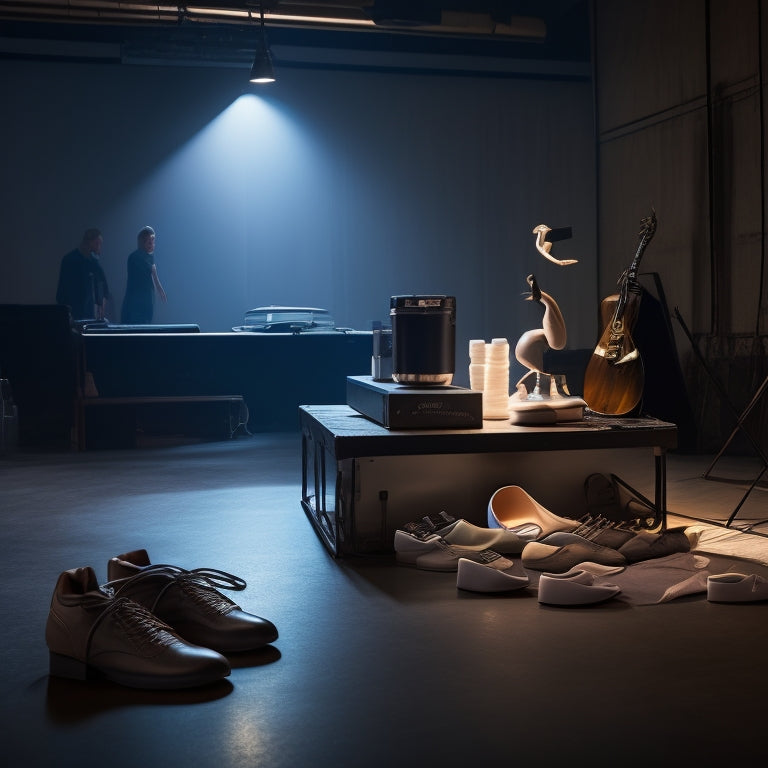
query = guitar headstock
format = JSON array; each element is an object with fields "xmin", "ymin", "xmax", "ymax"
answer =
[
  {"xmin": 619, "ymin": 209, "xmax": 658, "ymax": 295},
  {"xmin": 639, "ymin": 209, "xmax": 657, "ymax": 243}
]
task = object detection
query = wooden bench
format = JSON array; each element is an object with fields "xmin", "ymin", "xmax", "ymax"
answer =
[{"xmin": 76, "ymin": 395, "xmax": 247, "ymax": 449}]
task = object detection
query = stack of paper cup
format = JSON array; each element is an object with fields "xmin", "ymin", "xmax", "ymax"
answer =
[
  {"xmin": 483, "ymin": 338, "xmax": 510, "ymax": 419},
  {"xmin": 468, "ymin": 339, "xmax": 486, "ymax": 391}
]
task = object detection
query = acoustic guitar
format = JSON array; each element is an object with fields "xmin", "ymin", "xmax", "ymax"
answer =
[{"xmin": 583, "ymin": 210, "xmax": 657, "ymax": 416}]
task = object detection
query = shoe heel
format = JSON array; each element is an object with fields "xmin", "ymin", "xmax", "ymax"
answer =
[{"xmin": 49, "ymin": 651, "xmax": 96, "ymax": 681}]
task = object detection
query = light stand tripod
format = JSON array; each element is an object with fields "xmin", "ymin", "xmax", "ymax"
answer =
[
  {"xmin": 703, "ymin": 373, "xmax": 768, "ymax": 527},
  {"xmin": 675, "ymin": 309, "xmax": 768, "ymax": 529}
]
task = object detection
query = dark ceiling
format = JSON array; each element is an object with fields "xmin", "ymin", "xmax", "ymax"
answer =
[{"xmin": 0, "ymin": 1, "xmax": 591, "ymax": 76}]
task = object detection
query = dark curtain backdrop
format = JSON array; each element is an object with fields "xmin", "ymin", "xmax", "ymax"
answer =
[{"xmin": 0, "ymin": 56, "xmax": 596, "ymax": 387}]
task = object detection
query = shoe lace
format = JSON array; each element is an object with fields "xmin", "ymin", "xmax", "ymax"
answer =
[
  {"xmin": 106, "ymin": 565, "xmax": 247, "ymax": 615},
  {"xmin": 84, "ymin": 595, "xmax": 178, "ymax": 656},
  {"xmin": 572, "ymin": 514, "xmax": 634, "ymax": 541},
  {"xmin": 399, "ymin": 511, "xmax": 456, "ymax": 540}
]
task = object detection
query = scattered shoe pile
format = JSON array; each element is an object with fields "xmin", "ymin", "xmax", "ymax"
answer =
[
  {"xmin": 397, "ymin": 479, "xmax": 767, "ymax": 608},
  {"xmin": 392, "ymin": 478, "xmax": 721, "ymax": 606},
  {"xmin": 395, "ymin": 512, "xmax": 531, "ymax": 572},
  {"xmin": 521, "ymin": 524, "xmax": 692, "ymax": 573},
  {"xmin": 45, "ymin": 550, "xmax": 278, "ymax": 690},
  {"xmin": 394, "ymin": 513, "xmax": 532, "ymax": 590}
]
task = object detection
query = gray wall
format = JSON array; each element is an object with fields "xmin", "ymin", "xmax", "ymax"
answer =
[
  {"xmin": 0, "ymin": 54, "xmax": 596, "ymax": 388},
  {"xmin": 594, "ymin": 0, "xmax": 768, "ymax": 451},
  {"xmin": 596, "ymin": 0, "xmax": 768, "ymax": 338},
  {"xmin": 5, "ymin": 3, "xmax": 766, "ymax": 451}
]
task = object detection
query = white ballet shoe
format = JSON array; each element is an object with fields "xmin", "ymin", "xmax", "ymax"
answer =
[
  {"xmin": 456, "ymin": 556, "xmax": 530, "ymax": 593},
  {"xmin": 538, "ymin": 570, "xmax": 621, "ymax": 606},
  {"xmin": 395, "ymin": 519, "xmax": 529, "ymax": 557},
  {"xmin": 707, "ymin": 572, "xmax": 768, "ymax": 603},
  {"xmin": 439, "ymin": 518, "xmax": 534, "ymax": 553}
]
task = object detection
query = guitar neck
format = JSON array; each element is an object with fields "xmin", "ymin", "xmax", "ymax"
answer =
[{"xmin": 620, "ymin": 211, "xmax": 657, "ymax": 300}]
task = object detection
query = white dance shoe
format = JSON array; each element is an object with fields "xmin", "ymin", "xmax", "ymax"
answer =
[
  {"xmin": 538, "ymin": 569, "xmax": 621, "ymax": 606},
  {"xmin": 707, "ymin": 572, "xmax": 768, "ymax": 603},
  {"xmin": 456, "ymin": 556, "xmax": 530, "ymax": 593},
  {"xmin": 487, "ymin": 485, "xmax": 579, "ymax": 539}
]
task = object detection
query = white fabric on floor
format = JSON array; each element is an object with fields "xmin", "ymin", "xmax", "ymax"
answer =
[
  {"xmin": 590, "ymin": 552, "xmax": 711, "ymax": 605},
  {"xmin": 681, "ymin": 522, "xmax": 768, "ymax": 567}
]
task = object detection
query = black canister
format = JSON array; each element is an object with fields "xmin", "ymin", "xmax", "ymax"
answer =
[{"xmin": 390, "ymin": 295, "xmax": 456, "ymax": 385}]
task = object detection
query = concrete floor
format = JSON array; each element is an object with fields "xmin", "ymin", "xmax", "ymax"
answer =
[{"xmin": 2, "ymin": 433, "xmax": 767, "ymax": 768}]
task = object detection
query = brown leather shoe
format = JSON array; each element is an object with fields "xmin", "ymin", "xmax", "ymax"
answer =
[
  {"xmin": 46, "ymin": 567, "xmax": 231, "ymax": 689},
  {"xmin": 107, "ymin": 550, "xmax": 279, "ymax": 653}
]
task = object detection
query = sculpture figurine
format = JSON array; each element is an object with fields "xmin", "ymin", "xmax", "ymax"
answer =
[
  {"xmin": 513, "ymin": 273, "xmax": 567, "ymax": 399},
  {"xmin": 532, "ymin": 224, "xmax": 579, "ymax": 266},
  {"xmin": 508, "ymin": 226, "xmax": 587, "ymax": 425}
]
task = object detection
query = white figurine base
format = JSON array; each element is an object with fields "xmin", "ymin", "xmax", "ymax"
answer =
[{"xmin": 508, "ymin": 394, "xmax": 587, "ymax": 425}]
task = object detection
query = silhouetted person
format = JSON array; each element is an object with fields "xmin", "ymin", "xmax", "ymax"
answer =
[
  {"xmin": 56, "ymin": 228, "xmax": 110, "ymax": 321},
  {"xmin": 120, "ymin": 226, "xmax": 166, "ymax": 324}
]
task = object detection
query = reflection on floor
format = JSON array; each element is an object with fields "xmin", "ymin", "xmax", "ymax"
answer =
[{"xmin": 2, "ymin": 434, "xmax": 767, "ymax": 768}]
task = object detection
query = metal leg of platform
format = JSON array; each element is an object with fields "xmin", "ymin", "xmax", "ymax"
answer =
[
  {"xmin": 609, "ymin": 447, "xmax": 667, "ymax": 530},
  {"xmin": 655, "ymin": 447, "xmax": 667, "ymax": 530}
]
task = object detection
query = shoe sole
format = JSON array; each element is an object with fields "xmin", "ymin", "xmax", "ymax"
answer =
[
  {"xmin": 395, "ymin": 553, "xmax": 459, "ymax": 572},
  {"xmin": 49, "ymin": 652, "xmax": 229, "ymax": 690}
]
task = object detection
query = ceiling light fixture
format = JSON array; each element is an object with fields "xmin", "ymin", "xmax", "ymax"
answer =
[
  {"xmin": 249, "ymin": 4, "xmax": 275, "ymax": 84},
  {"xmin": 186, "ymin": 6, "xmax": 375, "ymax": 28}
]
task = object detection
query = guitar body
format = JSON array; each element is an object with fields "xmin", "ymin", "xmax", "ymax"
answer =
[
  {"xmin": 598, "ymin": 293, "xmax": 619, "ymax": 329},
  {"xmin": 583, "ymin": 210, "xmax": 656, "ymax": 416},
  {"xmin": 583, "ymin": 296, "xmax": 645, "ymax": 415},
  {"xmin": 584, "ymin": 354, "xmax": 644, "ymax": 416}
]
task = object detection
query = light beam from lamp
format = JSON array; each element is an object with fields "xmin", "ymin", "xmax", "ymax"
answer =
[{"xmin": 249, "ymin": 6, "xmax": 275, "ymax": 84}]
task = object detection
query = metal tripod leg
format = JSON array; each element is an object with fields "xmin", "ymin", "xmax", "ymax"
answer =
[
  {"xmin": 703, "ymin": 374, "xmax": 768, "ymax": 479},
  {"xmin": 674, "ymin": 309, "xmax": 768, "ymax": 527},
  {"xmin": 711, "ymin": 373, "xmax": 768, "ymax": 527},
  {"xmin": 674, "ymin": 309, "xmax": 766, "ymax": 468},
  {"xmin": 725, "ymin": 463, "xmax": 768, "ymax": 527}
]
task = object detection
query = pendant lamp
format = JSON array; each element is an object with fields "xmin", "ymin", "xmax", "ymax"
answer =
[{"xmin": 250, "ymin": 6, "xmax": 275, "ymax": 84}]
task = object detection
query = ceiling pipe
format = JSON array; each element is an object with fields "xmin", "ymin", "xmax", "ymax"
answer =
[{"xmin": 0, "ymin": 1, "xmax": 547, "ymax": 39}]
